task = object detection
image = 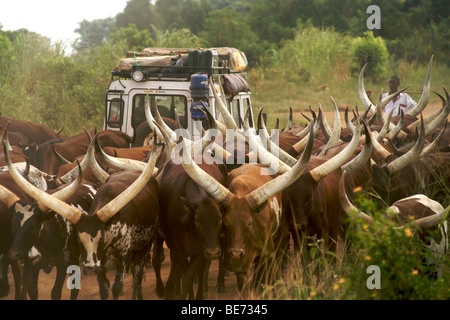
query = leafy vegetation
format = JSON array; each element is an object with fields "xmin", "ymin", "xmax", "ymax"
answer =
[
  {"xmin": 253, "ymin": 195, "xmax": 450, "ymax": 300},
  {"xmin": 0, "ymin": 0, "xmax": 448, "ymax": 134}
]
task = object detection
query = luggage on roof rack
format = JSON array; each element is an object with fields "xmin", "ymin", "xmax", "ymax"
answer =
[{"xmin": 113, "ymin": 47, "xmax": 247, "ymax": 76}]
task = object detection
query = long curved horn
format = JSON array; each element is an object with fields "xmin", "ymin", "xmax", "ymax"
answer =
[
  {"xmin": 341, "ymin": 121, "xmax": 372, "ymax": 175},
  {"xmin": 52, "ymin": 147, "xmax": 71, "ymax": 165},
  {"xmin": 95, "ymin": 136, "xmax": 159, "ymax": 222},
  {"xmin": 319, "ymin": 97, "xmax": 342, "ymax": 156},
  {"xmin": 309, "ymin": 117, "xmax": 361, "ymax": 183},
  {"xmin": 420, "ymin": 120, "xmax": 447, "ymax": 157},
  {"xmin": 209, "ymin": 77, "xmax": 238, "ymax": 130},
  {"xmin": 3, "ymin": 143, "xmax": 83, "ymax": 224},
  {"xmin": 0, "ymin": 184, "xmax": 20, "ymax": 208},
  {"xmin": 246, "ymin": 122, "xmax": 314, "ymax": 209},
  {"xmin": 318, "ymin": 103, "xmax": 333, "ymax": 139},
  {"xmin": 144, "ymin": 94, "xmax": 166, "ymax": 141},
  {"xmin": 285, "ymin": 106, "xmax": 293, "ymax": 131},
  {"xmin": 295, "ymin": 119, "xmax": 314, "ymax": 139},
  {"xmin": 406, "ymin": 90, "xmax": 446, "ymax": 133},
  {"xmin": 339, "ymin": 170, "xmax": 375, "ymax": 224},
  {"xmin": 94, "ymin": 138, "xmax": 148, "ymax": 172},
  {"xmin": 153, "ymin": 98, "xmax": 177, "ymax": 141},
  {"xmin": 291, "ymin": 117, "xmax": 321, "ymax": 155},
  {"xmin": 86, "ymin": 133, "xmax": 109, "ymax": 184},
  {"xmin": 50, "ymin": 161, "xmax": 83, "ymax": 202},
  {"xmin": 411, "ymin": 205, "xmax": 449, "ymax": 228},
  {"xmin": 376, "ymin": 107, "xmax": 395, "ymax": 142},
  {"xmin": 56, "ymin": 135, "xmax": 96, "ymax": 185},
  {"xmin": 387, "ymin": 113, "xmax": 426, "ymax": 173},
  {"xmin": 358, "ymin": 63, "xmax": 375, "ymax": 113},
  {"xmin": 370, "ymin": 131, "xmax": 392, "ymax": 162},
  {"xmin": 257, "ymin": 108, "xmax": 297, "ymax": 167},
  {"xmin": 407, "ymin": 55, "xmax": 433, "ymax": 117},
  {"xmin": 200, "ymin": 100, "xmax": 227, "ymax": 135},
  {"xmin": 423, "ymin": 87, "xmax": 449, "ymax": 137},
  {"xmin": 178, "ymin": 137, "xmax": 233, "ymax": 205},
  {"xmin": 0, "ymin": 121, "xmax": 13, "ymax": 151},
  {"xmin": 246, "ymin": 125, "xmax": 292, "ymax": 174},
  {"xmin": 387, "ymin": 109, "xmax": 405, "ymax": 141}
]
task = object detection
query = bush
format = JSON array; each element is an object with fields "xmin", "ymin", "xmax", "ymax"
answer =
[
  {"xmin": 257, "ymin": 194, "xmax": 449, "ymax": 300},
  {"xmin": 350, "ymin": 31, "xmax": 389, "ymax": 82}
]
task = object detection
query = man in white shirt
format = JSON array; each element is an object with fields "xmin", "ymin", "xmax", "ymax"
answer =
[{"xmin": 382, "ymin": 76, "xmax": 416, "ymax": 116}]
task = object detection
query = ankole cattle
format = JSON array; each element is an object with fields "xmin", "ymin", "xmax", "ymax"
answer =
[{"xmin": 4, "ymin": 136, "xmax": 160, "ymax": 300}]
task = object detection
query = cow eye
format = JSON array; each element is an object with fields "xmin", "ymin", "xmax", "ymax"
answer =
[{"xmin": 248, "ymin": 220, "xmax": 252, "ymax": 228}]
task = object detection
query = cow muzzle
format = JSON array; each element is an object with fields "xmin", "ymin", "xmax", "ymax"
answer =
[
  {"xmin": 8, "ymin": 250, "xmax": 23, "ymax": 261},
  {"xmin": 205, "ymin": 248, "xmax": 221, "ymax": 259},
  {"xmin": 82, "ymin": 261, "xmax": 101, "ymax": 275},
  {"xmin": 230, "ymin": 248, "xmax": 245, "ymax": 259}
]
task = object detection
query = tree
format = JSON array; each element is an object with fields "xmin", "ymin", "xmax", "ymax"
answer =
[
  {"xmin": 200, "ymin": 5, "xmax": 261, "ymax": 63},
  {"xmin": 115, "ymin": 0, "xmax": 161, "ymax": 33},
  {"xmin": 110, "ymin": 23, "xmax": 155, "ymax": 51},
  {"xmin": 74, "ymin": 18, "xmax": 115, "ymax": 52}
]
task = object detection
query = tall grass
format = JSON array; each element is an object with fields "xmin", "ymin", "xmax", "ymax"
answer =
[
  {"xmin": 241, "ymin": 197, "xmax": 450, "ymax": 300},
  {"xmin": 247, "ymin": 25, "xmax": 450, "ymax": 130},
  {"xmin": 0, "ymin": 27, "xmax": 448, "ymax": 135}
]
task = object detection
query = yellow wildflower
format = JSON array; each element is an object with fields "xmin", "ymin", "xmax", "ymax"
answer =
[{"xmin": 404, "ymin": 228, "xmax": 413, "ymax": 237}]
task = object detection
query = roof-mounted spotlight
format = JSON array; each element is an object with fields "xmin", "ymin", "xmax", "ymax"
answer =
[{"xmin": 132, "ymin": 69, "xmax": 146, "ymax": 82}]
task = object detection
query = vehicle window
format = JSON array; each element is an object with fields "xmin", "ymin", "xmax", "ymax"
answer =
[
  {"xmin": 132, "ymin": 94, "xmax": 187, "ymax": 129},
  {"xmin": 242, "ymin": 97, "xmax": 253, "ymax": 128},
  {"xmin": 107, "ymin": 99, "xmax": 123, "ymax": 128},
  {"xmin": 231, "ymin": 99, "xmax": 241, "ymax": 128}
]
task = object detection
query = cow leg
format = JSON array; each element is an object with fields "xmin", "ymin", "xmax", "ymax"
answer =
[
  {"xmin": 165, "ymin": 250, "xmax": 181, "ymax": 300},
  {"xmin": 51, "ymin": 263, "xmax": 66, "ymax": 300},
  {"xmin": 235, "ymin": 272, "xmax": 247, "ymax": 293},
  {"xmin": 196, "ymin": 256, "xmax": 207, "ymax": 300},
  {"xmin": 112, "ymin": 257, "xmax": 126, "ymax": 300},
  {"xmin": 202, "ymin": 257, "xmax": 211, "ymax": 299},
  {"xmin": 24, "ymin": 260, "xmax": 39, "ymax": 300},
  {"xmin": 0, "ymin": 254, "xmax": 10, "ymax": 298},
  {"xmin": 215, "ymin": 236, "xmax": 226, "ymax": 293},
  {"xmin": 131, "ymin": 246, "xmax": 151, "ymax": 300},
  {"xmin": 181, "ymin": 254, "xmax": 204, "ymax": 300},
  {"xmin": 97, "ymin": 264, "xmax": 110, "ymax": 300},
  {"xmin": 152, "ymin": 233, "xmax": 165, "ymax": 298},
  {"xmin": 10, "ymin": 258, "xmax": 26, "ymax": 300}
]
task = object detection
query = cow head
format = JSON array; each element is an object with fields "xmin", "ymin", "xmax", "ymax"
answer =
[
  {"xmin": 9, "ymin": 201, "xmax": 50, "ymax": 261},
  {"xmin": 181, "ymin": 195, "xmax": 223, "ymax": 259}
]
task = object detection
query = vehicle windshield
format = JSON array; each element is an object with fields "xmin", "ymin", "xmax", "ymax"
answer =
[{"xmin": 132, "ymin": 94, "xmax": 187, "ymax": 129}]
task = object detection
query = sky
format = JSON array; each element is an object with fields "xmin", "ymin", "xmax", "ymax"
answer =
[{"xmin": 0, "ymin": 0, "xmax": 129, "ymax": 47}]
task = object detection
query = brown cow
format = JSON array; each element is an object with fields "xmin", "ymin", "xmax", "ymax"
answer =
[
  {"xmin": 21, "ymin": 129, "xmax": 133, "ymax": 174},
  {"xmin": 178, "ymin": 124, "xmax": 315, "ymax": 292},
  {"xmin": 0, "ymin": 115, "xmax": 60, "ymax": 145},
  {"xmin": 156, "ymin": 153, "xmax": 228, "ymax": 299}
]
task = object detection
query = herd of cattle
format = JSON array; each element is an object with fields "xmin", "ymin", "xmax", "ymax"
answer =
[{"xmin": 0, "ymin": 64, "xmax": 448, "ymax": 300}]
